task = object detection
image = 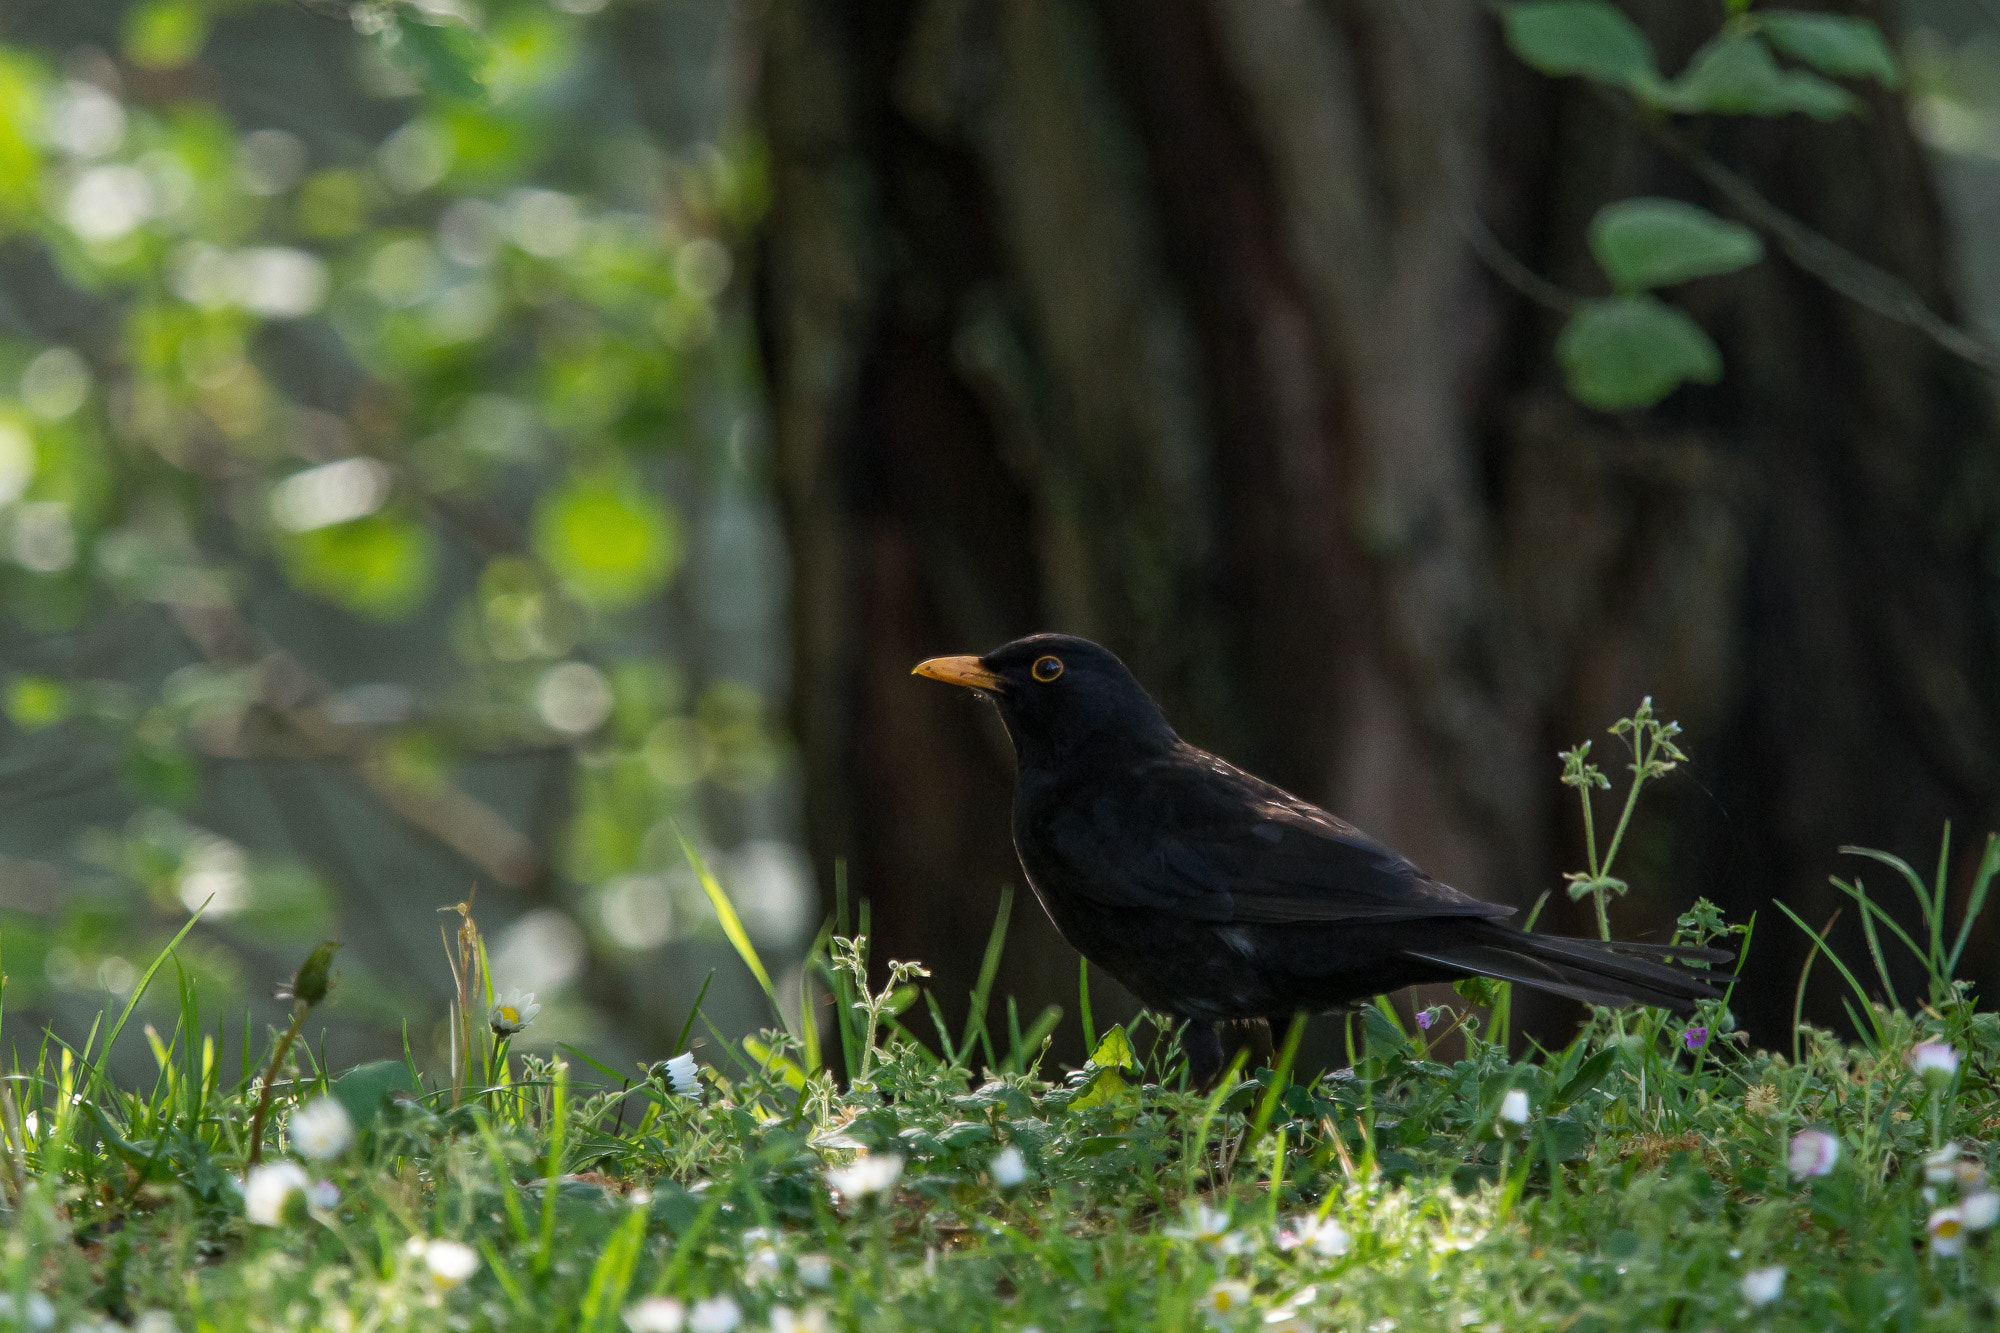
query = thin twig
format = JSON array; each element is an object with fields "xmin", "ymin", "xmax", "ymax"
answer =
[
  {"xmin": 0, "ymin": 1079, "xmax": 28, "ymax": 1208},
  {"xmin": 1631, "ymin": 109, "xmax": 2000, "ymax": 378},
  {"xmin": 245, "ymin": 1004, "xmax": 309, "ymax": 1167},
  {"xmin": 1459, "ymin": 204, "xmax": 1580, "ymax": 315}
]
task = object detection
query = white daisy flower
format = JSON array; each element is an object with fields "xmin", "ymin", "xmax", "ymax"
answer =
[
  {"xmin": 488, "ymin": 989, "xmax": 541, "ymax": 1036},
  {"xmin": 1925, "ymin": 1143, "xmax": 1964, "ymax": 1185},
  {"xmin": 1962, "ymin": 1190, "xmax": 2000, "ymax": 1231},
  {"xmin": 769, "ymin": 1306, "xmax": 830, "ymax": 1333},
  {"xmin": 990, "ymin": 1144, "xmax": 1027, "ymax": 1187},
  {"xmin": 1165, "ymin": 1202, "xmax": 1234, "ymax": 1242},
  {"xmin": 1276, "ymin": 1214, "xmax": 1351, "ymax": 1257},
  {"xmin": 1931, "ymin": 1206, "xmax": 1968, "ymax": 1256},
  {"xmin": 826, "ymin": 1151, "xmax": 904, "ymax": 1200},
  {"xmin": 795, "ymin": 1253, "xmax": 833, "ymax": 1288},
  {"xmin": 244, "ymin": 1161, "xmax": 309, "ymax": 1226},
  {"xmin": 287, "ymin": 1095, "xmax": 354, "ymax": 1161},
  {"xmin": 1498, "ymin": 1088, "xmax": 1531, "ymax": 1126},
  {"xmin": 623, "ymin": 1297, "xmax": 685, "ymax": 1333},
  {"xmin": 1201, "ymin": 1280, "xmax": 1253, "ymax": 1325},
  {"xmin": 1, "ymin": 1292, "xmax": 52, "ymax": 1332},
  {"xmin": 1910, "ymin": 1041, "xmax": 1959, "ymax": 1083},
  {"xmin": 661, "ymin": 1051, "xmax": 701, "ymax": 1097},
  {"xmin": 686, "ymin": 1295, "xmax": 741, "ymax": 1333},
  {"xmin": 423, "ymin": 1238, "xmax": 480, "ymax": 1289},
  {"xmin": 1739, "ymin": 1265, "xmax": 1785, "ymax": 1306},
  {"xmin": 1787, "ymin": 1128, "xmax": 1839, "ymax": 1179}
]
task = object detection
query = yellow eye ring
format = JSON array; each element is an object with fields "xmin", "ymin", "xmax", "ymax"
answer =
[{"xmin": 1032, "ymin": 655, "xmax": 1064, "ymax": 683}]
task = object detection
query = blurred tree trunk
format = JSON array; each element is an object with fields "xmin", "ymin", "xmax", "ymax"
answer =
[{"xmin": 756, "ymin": 0, "xmax": 2000, "ymax": 1056}]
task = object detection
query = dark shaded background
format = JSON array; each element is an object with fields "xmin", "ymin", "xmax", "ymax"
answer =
[{"xmin": 758, "ymin": 0, "xmax": 2000, "ymax": 1065}]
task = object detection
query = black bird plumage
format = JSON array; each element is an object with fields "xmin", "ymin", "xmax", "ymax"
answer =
[{"xmin": 914, "ymin": 633, "xmax": 1729, "ymax": 1083}]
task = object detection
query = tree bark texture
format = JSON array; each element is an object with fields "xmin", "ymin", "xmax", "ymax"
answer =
[{"xmin": 756, "ymin": 0, "xmax": 2000, "ymax": 1056}]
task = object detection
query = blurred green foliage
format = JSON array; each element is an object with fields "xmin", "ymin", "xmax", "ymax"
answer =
[
  {"xmin": 0, "ymin": 0, "xmax": 791, "ymax": 1066},
  {"xmin": 1502, "ymin": 0, "xmax": 1903, "ymax": 410}
]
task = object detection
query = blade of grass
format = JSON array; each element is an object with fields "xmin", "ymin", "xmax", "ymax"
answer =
[
  {"xmin": 579, "ymin": 1202, "xmax": 648, "ymax": 1332},
  {"xmin": 961, "ymin": 886, "xmax": 1014, "ymax": 1069},
  {"xmin": 1777, "ymin": 902, "xmax": 1884, "ymax": 1050},
  {"xmin": 533, "ymin": 1056, "xmax": 569, "ymax": 1278},
  {"xmin": 1841, "ymin": 844, "xmax": 1939, "ymax": 968},
  {"xmin": 1947, "ymin": 833, "xmax": 2000, "ymax": 981},
  {"xmin": 680, "ymin": 829, "xmax": 790, "ymax": 1037},
  {"xmin": 674, "ymin": 970, "xmax": 717, "ymax": 1056},
  {"xmin": 922, "ymin": 991, "xmax": 961, "ymax": 1067},
  {"xmin": 557, "ymin": 1044, "xmax": 629, "ymax": 1088},
  {"xmin": 1830, "ymin": 877, "xmax": 1904, "ymax": 1010},
  {"xmin": 1245, "ymin": 1013, "xmax": 1308, "ymax": 1153},
  {"xmin": 1933, "ymin": 823, "xmax": 1953, "ymax": 977},
  {"xmin": 84, "ymin": 906, "xmax": 208, "ymax": 1100},
  {"xmin": 798, "ymin": 967, "xmax": 823, "ymax": 1077},
  {"xmin": 1078, "ymin": 958, "xmax": 1096, "ymax": 1051}
]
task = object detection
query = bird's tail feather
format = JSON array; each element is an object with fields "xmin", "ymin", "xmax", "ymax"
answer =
[{"xmin": 1405, "ymin": 930, "xmax": 1731, "ymax": 1015}]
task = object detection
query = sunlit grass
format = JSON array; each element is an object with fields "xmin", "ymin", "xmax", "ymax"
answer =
[{"xmin": 7, "ymin": 825, "xmax": 2000, "ymax": 1331}]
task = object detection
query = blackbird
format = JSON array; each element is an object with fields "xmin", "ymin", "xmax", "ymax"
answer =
[{"xmin": 915, "ymin": 633, "xmax": 1729, "ymax": 1083}]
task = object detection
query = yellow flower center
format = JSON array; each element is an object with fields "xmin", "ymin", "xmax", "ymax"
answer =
[
  {"xmin": 499, "ymin": 1007, "xmax": 518, "ymax": 1023},
  {"xmin": 1938, "ymin": 1219, "xmax": 1962, "ymax": 1238}
]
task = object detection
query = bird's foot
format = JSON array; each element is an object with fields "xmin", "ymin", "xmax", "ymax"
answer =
[{"xmin": 1181, "ymin": 1020, "xmax": 1223, "ymax": 1089}]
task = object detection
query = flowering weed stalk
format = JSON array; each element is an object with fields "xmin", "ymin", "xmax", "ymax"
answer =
[
  {"xmin": 1559, "ymin": 699, "xmax": 1686, "ymax": 942},
  {"xmin": 244, "ymin": 939, "xmax": 338, "ymax": 1167}
]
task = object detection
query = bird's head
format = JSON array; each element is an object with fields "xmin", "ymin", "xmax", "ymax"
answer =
[{"xmin": 912, "ymin": 633, "xmax": 1175, "ymax": 765}]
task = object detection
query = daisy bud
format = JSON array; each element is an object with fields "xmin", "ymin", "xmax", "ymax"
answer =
[
  {"xmin": 1787, "ymin": 1129, "xmax": 1839, "ymax": 1179},
  {"xmin": 1739, "ymin": 1265, "xmax": 1785, "ymax": 1307}
]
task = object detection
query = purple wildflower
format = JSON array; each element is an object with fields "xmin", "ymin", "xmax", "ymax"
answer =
[
  {"xmin": 1415, "ymin": 1008, "xmax": 1435, "ymax": 1032},
  {"xmin": 1683, "ymin": 1025, "xmax": 1708, "ymax": 1052}
]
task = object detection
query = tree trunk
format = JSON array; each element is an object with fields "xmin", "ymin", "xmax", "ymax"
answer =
[{"xmin": 756, "ymin": 0, "xmax": 2000, "ymax": 1058}]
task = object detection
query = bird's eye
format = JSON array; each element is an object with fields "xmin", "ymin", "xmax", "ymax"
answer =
[{"xmin": 1031, "ymin": 655, "xmax": 1064, "ymax": 683}]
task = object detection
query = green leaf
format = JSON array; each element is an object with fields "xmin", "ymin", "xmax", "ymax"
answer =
[
  {"xmin": 1069, "ymin": 1069, "xmax": 1131, "ymax": 1111},
  {"xmin": 1553, "ymin": 1047, "xmax": 1618, "ymax": 1107},
  {"xmin": 533, "ymin": 473, "xmax": 681, "ymax": 609},
  {"xmin": 5, "ymin": 676, "xmax": 70, "ymax": 730},
  {"xmin": 280, "ymin": 513, "xmax": 436, "ymax": 619},
  {"xmin": 1589, "ymin": 198, "xmax": 1763, "ymax": 291},
  {"xmin": 1556, "ymin": 296, "xmax": 1723, "ymax": 411},
  {"xmin": 330, "ymin": 1059, "xmax": 418, "ymax": 1128},
  {"xmin": 1502, "ymin": 2, "xmax": 1659, "ymax": 89},
  {"xmin": 382, "ymin": 11, "xmax": 488, "ymax": 102},
  {"xmin": 1088, "ymin": 1025, "xmax": 1139, "ymax": 1072},
  {"xmin": 1454, "ymin": 976, "xmax": 1502, "ymax": 1009},
  {"xmin": 679, "ymin": 829, "xmax": 787, "ymax": 1034},
  {"xmin": 290, "ymin": 939, "xmax": 341, "ymax": 1006},
  {"xmin": 1758, "ymin": 13, "xmax": 1899, "ymax": 88},
  {"xmin": 123, "ymin": 0, "xmax": 209, "ymax": 70},
  {"xmin": 1660, "ymin": 35, "xmax": 1856, "ymax": 119},
  {"xmin": 1361, "ymin": 1003, "xmax": 1409, "ymax": 1059}
]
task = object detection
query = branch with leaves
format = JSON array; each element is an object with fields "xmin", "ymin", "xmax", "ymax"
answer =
[{"xmin": 1500, "ymin": 0, "xmax": 2000, "ymax": 407}]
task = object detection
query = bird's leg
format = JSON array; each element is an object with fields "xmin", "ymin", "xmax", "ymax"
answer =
[{"xmin": 1181, "ymin": 1019, "xmax": 1223, "ymax": 1088}]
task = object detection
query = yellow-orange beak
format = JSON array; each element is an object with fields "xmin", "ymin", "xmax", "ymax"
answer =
[{"xmin": 912, "ymin": 655, "xmax": 1006, "ymax": 691}]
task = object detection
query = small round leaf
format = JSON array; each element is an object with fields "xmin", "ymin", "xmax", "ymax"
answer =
[
  {"xmin": 1662, "ymin": 35, "xmax": 1856, "ymax": 119},
  {"xmin": 533, "ymin": 473, "xmax": 681, "ymax": 608},
  {"xmin": 1758, "ymin": 13, "xmax": 1900, "ymax": 88},
  {"xmin": 1503, "ymin": 2, "xmax": 1660, "ymax": 88},
  {"xmin": 1589, "ymin": 198, "xmax": 1763, "ymax": 290},
  {"xmin": 279, "ymin": 513, "xmax": 436, "ymax": 620},
  {"xmin": 1556, "ymin": 296, "xmax": 1723, "ymax": 411}
]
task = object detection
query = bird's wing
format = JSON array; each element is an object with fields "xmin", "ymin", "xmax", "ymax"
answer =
[{"xmin": 1041, "ymin": 747, "xmax": 1515, "ymax": 926}]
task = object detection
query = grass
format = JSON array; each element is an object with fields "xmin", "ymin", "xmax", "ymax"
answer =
[{"xmin": 9, "ymin": 797, "xmax": 2000, "ymax": 1329}]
